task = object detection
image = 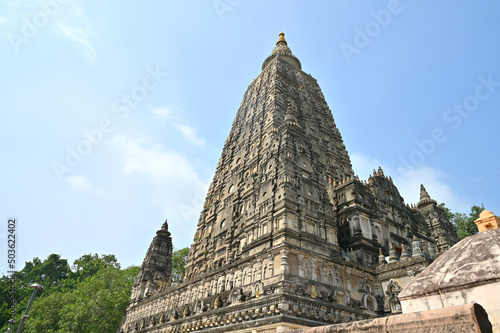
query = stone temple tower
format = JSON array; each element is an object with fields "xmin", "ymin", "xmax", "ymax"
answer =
[{"xmin": 118, "ymin": 33, "xmax": 460, "ymax": 333}]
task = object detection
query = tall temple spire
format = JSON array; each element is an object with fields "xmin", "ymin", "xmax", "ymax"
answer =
[{"xmin": 118, "ymin": 33, "xmax": 460, "ymax": 333}]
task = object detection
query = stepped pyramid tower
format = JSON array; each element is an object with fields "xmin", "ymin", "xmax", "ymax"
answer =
[{"xmin": 118, "ymin": 33, "xmax": 459, "ymax": 333}]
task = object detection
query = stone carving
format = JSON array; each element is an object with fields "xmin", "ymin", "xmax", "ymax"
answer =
[
  {"xmin": 412, "ymin": 236, "xmax": 423, "ymax": 258},
  {"xmin": 385, "ymin": 280, "xmax": 402, "ymax": 314}
]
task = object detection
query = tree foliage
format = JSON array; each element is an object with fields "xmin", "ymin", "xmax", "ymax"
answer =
[
  {"xmin": 172, "ymin": 247, "xmax": 189, "ymax": 281},
  {"xmin": 439, "ymin": 203, "xmax": 484, "ymax": 239},
  {"xmin": 25, "ymin": 266, "xmax": 139, "ymax": 333},
  {"xmin": 0, "ymin": 253, "xmax": 138, "ymax": 333},
  {"xmin": 71, "ymin": 253, "xmax": 120, "ymax": 282}
]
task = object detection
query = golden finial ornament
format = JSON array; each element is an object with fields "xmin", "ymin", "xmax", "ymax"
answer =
[{"xmin": 276, "ymin": 31, "xmax": 287, "ymax": 45}]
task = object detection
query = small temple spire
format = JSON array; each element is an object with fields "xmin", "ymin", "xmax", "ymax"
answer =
[
  {"xmin": 389, "ymin": 242, "xmax": 398, "ymax": 263},
  {"xmin": 378, "ymin": 248, "xmax": 386, "ymax": 264},
  {"xmin": 131, "ymin": 219, "xmax": 173, "ymax": 301},
  {"xmin": 420, "ymin": 184, "xmax": 430, "ymax": 200},
  {"xmin": 417, "ymin": 184, "xmax": 437, "ymax": 208}
]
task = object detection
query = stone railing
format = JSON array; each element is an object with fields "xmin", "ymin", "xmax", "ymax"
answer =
[{"xmin": 285, "ymin": 303, "xmax": 492, "ymax": 333}]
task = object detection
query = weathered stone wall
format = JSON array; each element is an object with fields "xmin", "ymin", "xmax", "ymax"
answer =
[
  {"xmin": 285, "ymin": 303, "xmax": 493, "ymax": 333},
  {"xmin": 400, "ymin": 229, "xmax": 500, "ymax": 332},
  {"xmin": 402, "ymin": 283, "xmax": 500, "ymax": 332}
]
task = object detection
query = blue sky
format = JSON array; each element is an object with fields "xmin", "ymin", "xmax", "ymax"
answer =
[{"xmin": 1, "ymin": 0, "xmax": 499, "ymax": 274}]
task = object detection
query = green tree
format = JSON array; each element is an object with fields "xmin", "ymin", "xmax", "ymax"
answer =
[
  {"xmin": 438, "ymin": 203, "xmax": 453, "ymax": 221},
  {"xmin": 22, "ymin": 291, "xmax": 75, "ymax": 333},
  {"xmin": 0, "ymin": 254, "xmax": 72, "ymax": 332},
  {"xmin": 439, "ymin": 203, "xmax": 484, "ymax": 239},
  {"xmin": 23, "ymin": 265, "xmax": 138, "ymax": 333},
  {"xmin": 18, "ymin": 254, "xmax": 71, "ymax": 292},
  {"xmin": 1, "ymin": 253, "xmax": 137, "ymax": 332},
  {"xmin": 71, "ymin": 253, "xmax": 120, "ymax": 282},
  {"xmin": 0, "ymin": 276, "xmax": 11, "ymax": 330},
  {"xmin": 61, "ymin": 266, "xmax": 138, "ymax": 333},
  {"xmin": 457, "ymin": 205, "xmax": 483, "ymax": 239},
  {"xmin": 172, "ymin": 247, "xmax": 189, "ymax": 281}
]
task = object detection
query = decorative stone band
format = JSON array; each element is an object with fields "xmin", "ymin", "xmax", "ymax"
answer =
[
  {"xmin": 118, "ymin": 293, "xmax": 375, "ymax": 333},
  {"xmin": 285, "ymin": 303, "xmax": 492, "ymax": 333}
]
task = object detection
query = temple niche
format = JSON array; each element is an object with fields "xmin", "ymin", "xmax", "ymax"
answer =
[{"xmin": 117, "ymin": 33, "xmax": 460, "ymax": 333}]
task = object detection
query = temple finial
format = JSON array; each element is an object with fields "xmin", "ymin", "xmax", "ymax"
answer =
[
  {"xmin": 158, "ymin": 219, "xmax": 171, "ymax": 236},
  {"xmin": 262, "ymin": 31, "xmax": 301, "ymax": 70},
  {"xmin": 277, "ymin": 31, "xmax": 287, "ymax": 46}
]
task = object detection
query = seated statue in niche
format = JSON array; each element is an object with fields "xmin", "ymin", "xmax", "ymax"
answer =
[{"xmin": 311, "ymin": 285, "xmax": 317, "ymax": 299}]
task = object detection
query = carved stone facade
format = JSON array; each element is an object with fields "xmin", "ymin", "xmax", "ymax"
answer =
[{"xmin": 117, "ymin": 33, "xmax": 460, "ymax": 333}]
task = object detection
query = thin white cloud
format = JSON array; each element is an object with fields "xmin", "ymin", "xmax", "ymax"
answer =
[
  {"xmin": 150, "ymin": 105, "xmax": 179, "ymax": 122},
  {"xmin": 350, "ymin": 153, "xmax": 384, "ymax": 180},
  {"xmin": 111, "ymin": 135, "xmax": 200, "ymax": 182},
  {"xmin": 110, "ymin": 135, "xmax": 209, "ymax": 242},
  {"xmin": 394, "ymin": 166, "xmax": 470, "ymax": 213},
  {"xmin": 150, "ymin": 105, "xmax": 205, "ymax": 147},
  {"xmin": 174, "ymin": 124, "xmax": 205, "ymax": 147},
  {"xmin": 351, "ymin": 152, "xmax": 470, "ymax": 213},
  {"xmin": 66, "ymin": 175, "xmax": 94, "ymax": 193},
  {"xmin": 58, "ymin": 24, "xmax": 97, "ymax": 62}
]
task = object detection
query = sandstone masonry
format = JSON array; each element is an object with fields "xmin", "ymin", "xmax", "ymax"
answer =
[{"xmin": 117, "ymin": 33, "xmax": 460, "ymax": 333}]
